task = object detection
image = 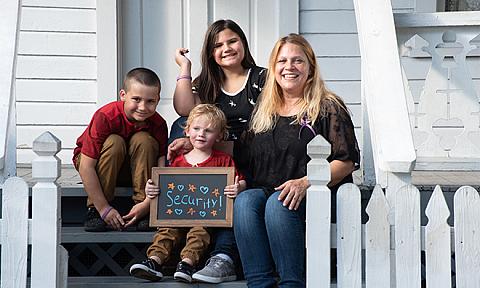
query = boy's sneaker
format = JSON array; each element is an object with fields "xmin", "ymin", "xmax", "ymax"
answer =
[
  {"xmin": 174, "ymin": 261, "xmax": 195, "ymax": 283},
  {"xmin": 84, "ymin": 207, "xmax": 107, "ymax": 232},
  {"xmin": 192, "ymin": 255, "xmax": 237, "ymax": 283},
  {"xmin": 129, "ymin": 258, "xmax": 163, "ymax": 281}
]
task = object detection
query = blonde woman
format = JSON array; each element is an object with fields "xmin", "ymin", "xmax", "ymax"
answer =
[{"xmin": 234, "ymin": 34, "xmax": 360, "ymax": 287}]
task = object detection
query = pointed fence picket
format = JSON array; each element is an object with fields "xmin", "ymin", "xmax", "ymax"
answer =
[
  {"xmin": 454, "ymin": 186, "xmax": 480, "ymax": 288},
  {"xmin": 336, "ymin": 183, "xmax": 362, "ymax": 288},
  {"xmin": 394, "ymin": 184, "xmax": 421, "ymax": 288},
  {"xmin": 425, "ymin": 185, "xmax": 452, "ymax": 288},
  {"xmin": 365, "ymin": 185, "xmax": 390, "ymax": 288},
  {"xmin": 1, "ymin": 177, "xmax": 29, "ymax": 288}
]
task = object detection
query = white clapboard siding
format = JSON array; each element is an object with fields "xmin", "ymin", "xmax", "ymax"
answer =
[
  {"xmin": 395, "ymin": 184, "xmax": 421, "ymax": 288},
  {"xmin": 17, "ymin": 126, "xmax": 86, "ymax": 149},
  {"xmin": 425, "ymin": 185, "xmax": 452, "ymax": 288},
  {"xmin": 1, "ymin": 177, "xmax": 29, "ymax": 288},
  {"xmin": 454, "ymin": 186, "xmax": 480, "ymax": 288},
  {"xmin": 17, "ymin": 103, "xmax": 96, "ymax": 125},
  {"xmin": 17, "ymin": 148, "xmax": 73, "ymax": 165},
  {"xmin": 336, "ymin": 183, "xmax": 362, "ymax": 288},
  {"xmin": 325, "ymin": 81, "xmax": 361, "ymax": 104},
  {"xmin": 365, "ymin": 185, "xmax": 390, "ymax": 288},
  {"xmin": 22, "ymin": 0, "xmax": 96, "ymax": 9},
  {"xmin": 317, "ymin": 58, "xmax": 361, "ymax": 81},
  {"xmin": 301, "ymin": 11, "xmax": 358, "ymax": 34},
  {"xmin": 18, "ymin": 31, "xmax": 96, "ymax": 56},
  {"xmin": 300, "ymin": 0, "xmax": 413, "ymax": 10},
  {"xmin": 16, "ymin": 55, "xmax": 96, "ymax": 80},
  {"xmin": 304, "ymin": 34, "xmax": 360, "ymax": 57},
  {"xmin": 16, "ymin": 79, "xmax": 97, "ymax": 103},
  {"xmin": 21, "ymin": 7, "xmax": 96, "ymax": 32}
]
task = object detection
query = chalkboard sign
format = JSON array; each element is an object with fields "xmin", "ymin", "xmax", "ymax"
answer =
[{"xmin": 150, "ymin": 167, "xmax": 235, "ymax": 227}]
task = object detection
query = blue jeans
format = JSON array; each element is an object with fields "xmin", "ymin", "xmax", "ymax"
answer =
[
  {"xmin": 234, "ymin": 189, "xmax": 306, "ymax": 288},
  {"xmin": 168, "ymin": 117, "xmax": 187, "ymax": 144}
]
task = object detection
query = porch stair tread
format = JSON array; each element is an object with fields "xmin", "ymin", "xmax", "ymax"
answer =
[
  {"xmin": 67, "ymin": 276, "xmax": 247, "ymax": 287},
  {"xmin": 61, "ymin": 226, "xmax": 154, "ymax": 243}
]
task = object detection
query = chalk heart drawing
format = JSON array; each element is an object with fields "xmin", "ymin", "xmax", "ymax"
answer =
[
  {"xmin": 200, "ymin": 186, "xmax": 209, "ymax": 194},
  {"xmin": 175, "ymin": 209, "xmax": 183, "ymax": 215},
  {"xmin": 199, "ymin": 211, "xmax": 207, "ymax": 217},
  {"xmin": 177, "ymin": 185, "xmax": 185, "ymax": 191}
]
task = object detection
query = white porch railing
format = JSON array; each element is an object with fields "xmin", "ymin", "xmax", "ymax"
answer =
[
  {"xmin": 1, "ymin": 132, "xmax": 68, "ymax": 288},
  {"xmin": 306, "ymin": 135, "xmax": 480, "ymax": 288},
  {"xmin": 394, "ymin": 11, "xmax": 480, "ymax": 171},
  {"xmin": 0, "ymin": 0, "xmax": 21, "ymax": 184}
]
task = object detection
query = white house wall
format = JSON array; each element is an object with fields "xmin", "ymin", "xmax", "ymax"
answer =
[
  {"xmin": 299, "ymin": 0, "xmax": 420, "ymax": 151},
  {"xmin": 16, "ymin": 0, "xmax": 99, "ymax": 164}
]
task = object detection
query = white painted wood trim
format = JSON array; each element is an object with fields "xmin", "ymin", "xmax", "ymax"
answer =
[
  {"xmin": 425, "ymin": 186, "xmax": 452, "ymax": 288},
  {"xmin": 353, "ymin": 0, "xmax": 416, "ymax": 173},
  {"xmin": 0, "ymin": 0, "xmax": 21, "ymax": 182},
  {"xmin": 394, "ymin": 11, "xmax": 480, "ymax": 28},
  {"xmin": 306, "ymin": 135, "xmax": 331, "ymax": 288},
  {"xmin": 336, "ymin": 184, "xmax": 362, "ymax": 288},
  {"xmin": 1, "ymin": 177, "xmax": 29, "ymax": 288},
  {"xmin": 96, "ymin": 0, "xmax": 119, "ymax": 107}
]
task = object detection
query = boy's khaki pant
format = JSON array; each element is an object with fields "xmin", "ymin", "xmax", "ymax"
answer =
[
  {"xmin": 75, "ymin": 131, "xmax": 159, "ymax": 207},
  {"xmin": 147, "ymin": 227, "xmax": 210, "ymax": 266}
]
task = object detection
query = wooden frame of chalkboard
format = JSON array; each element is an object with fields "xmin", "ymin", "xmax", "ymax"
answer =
[{"xmin": 150, "ymin": 167, "xmax": 235, "ymax": 227}]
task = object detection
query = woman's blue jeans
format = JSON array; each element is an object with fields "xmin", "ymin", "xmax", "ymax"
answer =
[{"xmin": 234, "ymin": 189, "xmax": 306, "ymax": 288}]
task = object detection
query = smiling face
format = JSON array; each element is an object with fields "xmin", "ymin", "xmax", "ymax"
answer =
[
  {"xmin": 120, "ymin": 81, "xmax": 159, "ymax": 122},
  {"xmin": 212, "ymin": 28, "xmax": 245, "ymax": 69},
  {"xmin": 274, "ymin": 43, "xmax": 310, "ymax": 98},
  {"xmin": 186, "ymin": 115, "xmax": 222, "ymax": 152}
]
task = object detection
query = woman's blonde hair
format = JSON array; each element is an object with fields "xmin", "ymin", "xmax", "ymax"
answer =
[
  {"xmin": 184, "ymin": 104, "xmax": 229, "ymax": 140},
  {"xmin": 250, "ymin": 33, "xmax": 346, "ymax": 133}
]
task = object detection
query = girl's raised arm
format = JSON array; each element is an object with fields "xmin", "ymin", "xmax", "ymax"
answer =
[{"xmin": 173, "ymin": 48, "xmax": 201, "ymax": 116}]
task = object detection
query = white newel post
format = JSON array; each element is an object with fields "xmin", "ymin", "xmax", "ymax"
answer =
[
  {"xmin": 30, "ymin": 132, "xmax": 68, "ymax": 288},
  {"xmin": 306, "ymin": 135, "xmax": 331, "ymax": 288}
]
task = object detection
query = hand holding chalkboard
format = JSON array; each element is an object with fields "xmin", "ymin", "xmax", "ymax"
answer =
[{"xmin": 150, "ymin": 167, "xmax": 235, "ymax": 227}]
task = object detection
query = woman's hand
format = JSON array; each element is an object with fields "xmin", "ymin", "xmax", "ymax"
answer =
[
  {"xmin": 167, "ymin": 137, "xmax": 193, "ymax": 161},
  {"xmin": 175, "ymin": 48, "xmax": 192, "ymax": 69},
  {"xmin": 275, "ymin": 176, "xmax": 310, "ymax": 210}
]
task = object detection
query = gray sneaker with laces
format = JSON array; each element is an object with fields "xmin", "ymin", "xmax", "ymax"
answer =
[{"xmin": 192, "ymin": 255, "xmax": 237, "ymax": 283}]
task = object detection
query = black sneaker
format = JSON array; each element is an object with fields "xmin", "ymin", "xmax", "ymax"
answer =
[
  {"xmin": 174, "ymin": 261, "xmax": 195, "ymax": 283},
  {"xmin": 84, "ymin": 207, "xmax": 107, "ymax": 232},
  {"xmin": 130, "ymin": 258, "xmax": 163, "ymax": 281},
  {"xmin": 136, "ymin": 216, "xmax": 155, "ymax": 232}
]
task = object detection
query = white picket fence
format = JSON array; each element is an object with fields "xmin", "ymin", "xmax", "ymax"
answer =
[
  {"xmin": 0, "ymin": 132, "xmax": 68, "ymax": 288},
  {"xmin": 306, "ymin": 135, "xmax": 480, "ymax": 288}
]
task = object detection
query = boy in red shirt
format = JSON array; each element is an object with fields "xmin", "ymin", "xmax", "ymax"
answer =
[
  {"xmin": 73, "ymin": 67, "xmax": 168, "ymax": 232},
  {"xmin": 130, "ymin": 104, "xmax": 246, "ymax": 283}
]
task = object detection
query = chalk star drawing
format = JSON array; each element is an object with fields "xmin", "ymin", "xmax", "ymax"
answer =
[
  {"xmin": 212, "ymin": 188, "xmax": 220, "ymax": 197},
  {"xmin": 167, "ymin": 182, "xmax": 175, "ymax": 190},
  {"xmin": 187, "ymin": 207, "xmax": 196, "ymax": 215},
  {"xmin": 166, "ymin": 208, "xmax": 173, "ymax": 215},
  {"xmin": 211, "ymin": 210, "xmax": 218, "ymax": 217},
  {"xmin": 188, "ymin": 184, "xmax": 196, "ymax": 192}
]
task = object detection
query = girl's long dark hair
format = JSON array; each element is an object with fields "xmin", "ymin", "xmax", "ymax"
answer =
[{"xmin": 193, "ymin": 19, "xmax": 256, "ymax": 103}]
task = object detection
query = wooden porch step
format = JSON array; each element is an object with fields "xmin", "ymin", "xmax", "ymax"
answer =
[
  {"xmin": 66, "ymin": 276, "xmax": 351, "ymax": 288},
  {"xmin": 68, "ymin": 276, "xmax": 247, "ymax": 288},
  {"xmin": 62, "ymin": 226, "xmax": 154, "ymax": 243}
]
